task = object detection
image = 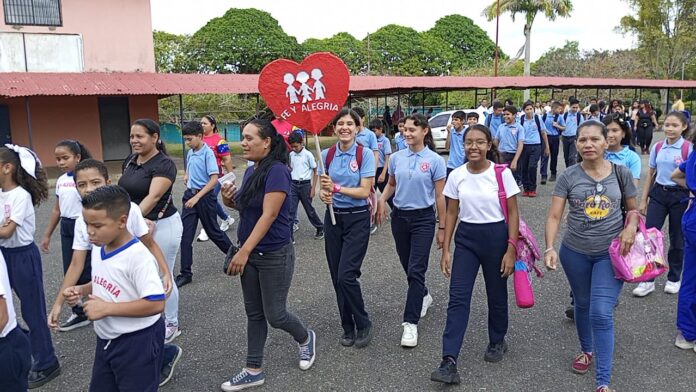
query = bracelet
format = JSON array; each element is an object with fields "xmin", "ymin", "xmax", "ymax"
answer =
[
  {"xmin": 544, "ymin": 247, "xmax": 554, "ymax": 254},
  {"xmin": 332, "ymin": 183, "xmax": 342, "ymax": 193},
  {"xmin": 507, "ymin": 239, "xmax": 516, "ymax": 248}
]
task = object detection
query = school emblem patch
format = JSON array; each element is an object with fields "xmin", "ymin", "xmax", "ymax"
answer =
[
  {"xmin": 350, "ymin": 159, "xmax": 359, "ymax": 172},
  {"xmin": 420, "ymin": 162, "xmax": 431, "ymax": 172}
]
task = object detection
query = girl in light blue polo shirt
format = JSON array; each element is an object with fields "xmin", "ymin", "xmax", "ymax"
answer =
[
  {"xmin": 319, "ymin": 108, "xmax": 376, "ymax": 348},
  {"xmin": 375, "ymin": 114, "xmax": 446, "ymax": 348},
  {"xmin": 602, "ymin": 114, "xmax": 641, "ymax": 187},
  {"xmin": 634, "ymin": 111, "xmax": 693, "ymax": 297}
]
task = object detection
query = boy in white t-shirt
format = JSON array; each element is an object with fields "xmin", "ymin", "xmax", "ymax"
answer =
[
  {"xmin": 64, "ymin": 185, "xmax": 166, "ymax": 391},
  {"xmin": 0, "ymin": 251, "xmax": 32, "ymax": 391}
]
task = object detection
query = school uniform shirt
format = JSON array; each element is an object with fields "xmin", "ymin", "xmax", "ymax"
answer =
[
  {"xmin": 542, "ymin": 113, "xmax": 566, "ymax": 137},
  {"xmin": 0, "ymin": 253, "xmax": 17, "ymax": 337},
  {"xmin": 320, "ymin": 142, "xmax": 376, "ymax": 209},
  {"xmin": 495, "ymin": 123, "xmax": 525, "ymax": 154},
  {"xmin": 649, "ymin": 137, "xmax": 693, "ymax": 186},
  {"xmin": 91, "ymin": 238, "xmax": 165, "ymax": 340},
  {"xmin": 605, "ymin": 147, "xmax": 642, "ymax": 180},
  {"xmin": 394, "ymin": 132, "xmax": 408, "ymax": 151},
  {"xmin": 389, "ymin": 147, "xmax": 446, "ymax": 210},
  {"xmin": 447, "ymin": 126, "xmax": 467, "ymax": 169},
  {"xmin": 443, "ymin": 162, "xmax": 520, "ymax": 223},
  {"xmin": 119, "ymin": 152, "xmax": 178, "ymax": 221},
  {"xmin": 356, "ymin": 127, "xmax": 379, "ymax": 151},
  {"xmin": 520, "ymin": 115, "xmax": 547, "ymax": 145},
  {"xmin": 678, "ymin": 151, "xmax": 696, "ymax": 192},
  {"xmin": 0, "ymin": 187, "xmax": 35, "ymax": 248},
  {"xmin": 562, "ymin": 111, "xmax": 584, "ymax": 137},
  {"xmin": 73, "ymin": 202, "xmax": 149, "ymax": 251},
  {"xmin": 376, "ymin": 135, "xmax": 393, "ymax": 168},
  {"xmin": 186, "ymin": 144, "xmax": 218, "ymax": 190},
  {"xmin": 486, "ymin": 114, "xmax": 504, "ymax": 138},
  {"xmin": 56, "ymin": 172, "xmax": 82, "ymax": 219},
  {"xmin": 290, "ymin": 147, "xmax": 317, "ymax": 181},
  {"xmin": 236, "ymin": 162, "xmax": 293, "ymax": 252},
  {"xmin": 202, "ymin": 133, "xmax": 231, "ymax": 175}
]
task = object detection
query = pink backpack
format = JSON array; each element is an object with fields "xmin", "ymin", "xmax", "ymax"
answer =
[{"xmin": 493, "ymin": 164, "xmax": 544, "ymax": 278}]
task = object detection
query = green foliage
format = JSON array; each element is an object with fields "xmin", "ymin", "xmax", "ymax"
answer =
[
  {"xmin": 533, "ymin": 40, "xmax": 649, "ymax": 78},
  {"xmin": 158, "ymin": 94, "xmax": 258, "ymax": 124},
  {"xmin": 301, "ymin": 33, "xmax": 368, "ymax": 74},
  {"xmin": 483, "ymin": 0, "xmax": 574, "ymax": 24},
  {"xmin": 367, "ymin": 25, "xmax": 454, "ymax": 75},
  {"xmin": 428, "ymin": 14, "xmax": 504, "ymax": 72},
  {"xmin": 153, "ymin": 31, "xmax": 194, "ymax": 73},
  {"xmin": 187, "ymin": 8, "xmax": 302, "ymax": 73}
]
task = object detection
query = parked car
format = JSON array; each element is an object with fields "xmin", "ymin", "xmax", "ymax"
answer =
[{"xmin": 428, "ymin": 110, "xmax": 484, "ymax": 152}]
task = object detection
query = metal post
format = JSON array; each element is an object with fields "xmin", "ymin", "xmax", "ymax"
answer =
[
  {"xmin": 348, "ymin": 94, "xmax": 352, "ymax": 108},
  {"xmin": 574, "ymin": 88, "xmax": 578, "ymax": 99},
  {"xmin": 551, "ymin": 89, "xmax": 555, "ymax": 100},
  {"xmin": 639, "ymin": 89, "xmax": 642, "ymax": 100},
  {"xmin": 608, "ymin": 88, "xmax": 612, "ymax": 101},
  {"xmin": 421, "ymin": 89, "xmax": 425, "ymax": 113},
  {"xmin": 24, "ymin": 97, "xmax": 34, "ymax": 150},
  {"xmin": 179, "ymin": 94, "xmax": 186, "ymax": 164},
  {"xmin": 596, "ymin": 88, "xmax": 599, "ymax": 99},
  {"xmin": 534, "ymin": 88, "xmax": 538, "ymax": 103},
  {"xmin": 494, "ymin": 0, "xmax": 500, "ymax": 77},
  {"xmin": 445, "ymin": 90, "xmax": 449, "ymax": 111},
  {"xmin": 255, "ymin": 95, "xmax": 260, "ymax": 116}
]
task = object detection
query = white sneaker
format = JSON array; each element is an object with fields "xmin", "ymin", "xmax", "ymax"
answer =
[
  {"xmin": 664, "ymin": 280, "xmax": 681, "ymax": 294},
  {"xmin": 675, "ymin": 331, "xmax": 695, "ymax": 349},
  {"xmin": 632, "ymin": 282, "xmax": 655, "ymax": 297},
  {"xmin": 165, "ymin": 324, "xmax": 181, "ymax": 343},
  {"xmin": 197, "ymin": 229, "xmax": 209, "ymax": 242},
  {"xmin": 401, "ymin": 322, "xmax": 418, "ymax": 347},
  {"xmin": 421, "ymin": 293, "xmax": 433, "ymax": 318},
  {"xmin": 220, "ymin": 217, "xmax": 235, "ymax": 232},
  {"xmin": 293, "ymin": 223, "xmax": 299, "ymax": 233},
  {"xmin": 370, "ymin": 224, "xmax": 378, "ymax": 235}
]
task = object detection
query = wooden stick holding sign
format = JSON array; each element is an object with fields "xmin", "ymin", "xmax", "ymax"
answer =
[{"xmin": 258, "ymin": 52, "xmax": 350, "ymax": 226}]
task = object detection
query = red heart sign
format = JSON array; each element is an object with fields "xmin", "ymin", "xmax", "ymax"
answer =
[{"xmin": 258, "ymin": 52, "xmax": 350, "ymax": 134}]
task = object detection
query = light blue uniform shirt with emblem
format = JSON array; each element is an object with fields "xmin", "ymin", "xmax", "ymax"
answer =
[
  {"xmin": 486, "ymin": 114, "xmax": 504, "ymax": 138},
  {"xmin": 356, "ymin": 127, "xmax": 378, "ymax": 151},
  {"xmin": 520, "ymin": 114, "xmax": 546, "ymax": 145},
  {"xmin": 605, "ymin": 146, "xmax": 642, "ymax": 180},
  {"xmin": 495, "ymin": 123, "xmax": 525, "ymax": 153},
  {"xmin": 389, "ymin": 147, "xmax": 446, "ymax": 210},
  {"xmin": 447, "ymin": 126, "xmax": 467, "ymax": 169},
  {"xmin": 320, "ymin": 142, "xmax": 376, "ymax": 208},
  {"xmin": 562, "ymin": 111, "xmax": 584, "ymax": 137},
  {"xmin": 186, "ymin": 144, "xmax": 218, "ymax": 189},
  {"xmin": 376, "ymin": 135, "xmax": 393, "ymax": 168},
  {"xmin": 543, "ymin": 112, "xmax": 566, "ymax": 136},
  {"xmin": 394, "ymin": 132, "xmax": 408, "ymax": 151},
  {"xmin": 649, "ymin": 137, "xmax": 693, "ymax": 186}
]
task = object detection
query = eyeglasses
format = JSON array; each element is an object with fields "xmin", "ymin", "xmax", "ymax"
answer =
[{"xmin": 464, "ymin": 140, "xmax": 489, "ymax": 148}]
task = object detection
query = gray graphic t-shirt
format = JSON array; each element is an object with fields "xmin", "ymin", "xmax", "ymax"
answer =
[{"xmin": 553, "ymin": 164, "xmax": 637, "ymax": 255}]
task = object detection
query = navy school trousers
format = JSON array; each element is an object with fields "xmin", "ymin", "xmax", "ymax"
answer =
[
  {"xmin": 0, "ymin": 326, "xmax": 32, "ymax": 392},
  {"xmin": 60, "ymin": 217, "xmax": 91, "ymax": 317}
]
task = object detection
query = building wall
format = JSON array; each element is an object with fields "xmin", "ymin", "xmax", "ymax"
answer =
[
  {"xmin": 0, "ymin": 1, "xmax": 155, "ymax": 72},
  {"xmin": 0, "ymin": 95, "xmax": 159, "ymax": 166}
]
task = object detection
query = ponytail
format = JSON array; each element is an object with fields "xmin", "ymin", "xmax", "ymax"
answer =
[
  {"xmin": 0, "ymin": 146, "xmax": 49, "ymax": 206},
  {"xmin": 56, "ymin": 139, "xmax": 93, "ymax": 161},
  {"xmin": 132, "ymin": 119, "xmax": 168, "ymax": 155}
]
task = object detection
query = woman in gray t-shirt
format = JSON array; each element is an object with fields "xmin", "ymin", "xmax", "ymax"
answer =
[{"xmin": 544, "ymin": 120, "xmax": 640, "ymax": 392}]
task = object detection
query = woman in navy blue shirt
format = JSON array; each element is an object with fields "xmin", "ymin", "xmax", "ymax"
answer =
[{"xmin": 220, "ymin": 119, "xmax": 315, "ymax": 391}]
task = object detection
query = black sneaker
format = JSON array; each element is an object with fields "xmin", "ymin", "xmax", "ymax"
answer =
[
  {"xmin": 483, "ymin": 340, "xmax": 508, "ymax": 363},
  {"xmin": 549, "ymin": 174, "xmax": 557, "ymax": 182},
  {"xmin": 540, "ymin": 177, "xmax": 547, "ymax": 185},
  {"xmin": 340, "ymin": 330, "xmax": 355, "ymax": 347},
  {"xmin": 175, "ymin": 274, "xmax": 192, "ymax": 288},
  {"xmin": 58, "ymin": 314, "xmax": 90, "ymax": 332},
  {"xmin": 430, "ymin": 358, "xmax": 460, "ymax": 384},
  {"xmin": 160, "ymin": 345, "xmax": 183, "ymax": 387},
  {"xmin": 314, "ymin": 229, "xmax": 325, "ymax": 240},
  {"xmin": 354, "ymin": 324, "xmax": 373, "ymax": 348},
  {"xmin": 565, "ymin": 306, "xmax": 575, "ymax": 320},
  {"xmin": 28, "ymin": 362, "xmax": 61, "ymax": 389}
]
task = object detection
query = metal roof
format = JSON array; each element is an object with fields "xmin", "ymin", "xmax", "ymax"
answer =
[{"xmin": 1, "ymin": 72, "xmax": 695, "ymax": 98}]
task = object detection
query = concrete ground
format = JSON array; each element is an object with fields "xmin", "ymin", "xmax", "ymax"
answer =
[{"xmin": 24, "ymin": 134, "xmax": 696, "ymax": 391}]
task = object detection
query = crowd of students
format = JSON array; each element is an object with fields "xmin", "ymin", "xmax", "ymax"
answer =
[{"xmin": 0, "ymin": 98, "xmax": 695, "ymax": 392}]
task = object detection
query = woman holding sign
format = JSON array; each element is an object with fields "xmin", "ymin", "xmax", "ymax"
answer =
[{"xmin": 319, "ymin": 108, "xmax": 376, "ymax": 348}]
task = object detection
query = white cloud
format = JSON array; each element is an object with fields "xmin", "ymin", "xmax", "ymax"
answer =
[{"xmin": 151, "ymin": 0, "xmax": 636, "ymax": 61}]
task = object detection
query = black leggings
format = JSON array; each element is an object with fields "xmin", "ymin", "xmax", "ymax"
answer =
[{"xmin": 636, "ymin": 126, "xmax": 654, "ymax": 151}]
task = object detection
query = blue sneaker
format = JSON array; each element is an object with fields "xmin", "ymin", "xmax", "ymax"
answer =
[
  {"xmin": 299, "ymin": 329, "xmax": 316, "ymax": 370},
  {"xmin": 221, "ymin": 369, "xmax": 265, "ymax": 391}
]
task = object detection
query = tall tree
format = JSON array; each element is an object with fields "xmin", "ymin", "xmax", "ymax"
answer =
[
  {"xmin": 428, "ymin": 14, "xmax": 504, "ymax": 72},
  {"xmin": 483, "ymin": 0, "xmax": 573, "ymax": 100},
  {"xmin": 187, "ymin": 8, "xmax": 302, "ymax": 73},
  {"xmin": 302, "ymin": 33, "xmax": 368, "ymax": 74},
  {"xmin": 153, "ymin": 31, "xmax": 193, "ymax": 73}
]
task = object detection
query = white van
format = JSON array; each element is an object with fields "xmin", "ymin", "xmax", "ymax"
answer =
[{"xmin": 428, "ymin": 110, "xmax": 484, "ymax": 152}]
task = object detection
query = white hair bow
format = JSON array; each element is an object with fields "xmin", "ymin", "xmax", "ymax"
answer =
[{"xmin": 4, "ymin": 144, "xmax": 41, "ymax": 179}]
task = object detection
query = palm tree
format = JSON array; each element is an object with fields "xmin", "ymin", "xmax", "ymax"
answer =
[{"xmin": 484, "ymin": 0, "xmax": 573, "ymax": 101}]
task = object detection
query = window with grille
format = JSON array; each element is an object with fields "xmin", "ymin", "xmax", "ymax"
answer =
[{"xmin": 4, "ymin": 0, "xmax": 62, "ymax": 27}]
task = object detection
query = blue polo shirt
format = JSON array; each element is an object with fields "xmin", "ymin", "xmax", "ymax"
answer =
[
  {"xmin": 356, "ymin": 127, "xmax": 378, "ymax": 151},
  {"xmin": 520, "ymin": 114, "xmax": 546, "ymax": 145},
  {"xmin": 320, "ymin": 142, "xmax": 376, "ymax": 208},
  {"xmin": 186, "ymin": 144, "xmax": 218, "ymax": 189},
  {"xmin": 389, "ymin": 146, "xmax": 446, "ymax": 210},
  {"xmin": 394, "ymin": 132, "xmax": 408, "ymax": 151},
  {"xmin": 605, "ymin": 146, "xmax": 642, "ymax": 180},
  {"xmin": 649, "ymin": 137, "xmax": 693, "ymax": 186},
  {"xmin": 678, "ymin": 150, "xmax": 696, "ymax": 192},
  {"xmin": 486, "ymin": 114, "xmax": 504, "ymax": 138},
  {"xmin": 376, "ymin": 135, "xmax": 393, "ymax": 168},
  {"xmin": 562, "ymin": 111, "xmax": 584, "ymax": 137},
  {"xmin": 495, "ymin": 123, "xmax": 525, "ymax": 153},
  {"xmin": 447, "ymin": 126, "xmax": 467, "ymax": 169},
  {"xmin": 543, "ymin": 113, "xmax": 566, "ymax": 136},
  {"xmin": 236, "ymin": 162, "xmax": 292, "ymax": 252}
]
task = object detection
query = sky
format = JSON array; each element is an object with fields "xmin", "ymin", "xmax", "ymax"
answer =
[{"xmin": 150, "ymin": 0, "xmax": 637, "ymax": 62}]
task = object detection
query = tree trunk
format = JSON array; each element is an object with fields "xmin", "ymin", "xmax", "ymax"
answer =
[{"xmin": 523, "ymin": 23, "xmax": 532, "ymax": 101}]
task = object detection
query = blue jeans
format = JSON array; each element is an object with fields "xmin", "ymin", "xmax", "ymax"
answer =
[
  {"xmin": 678, "ymin": 206, "xmax": 696, "ymax": 341},
  {"xmin": 560, "ymin": 245, "xmax": 623, "ymax": 388}
]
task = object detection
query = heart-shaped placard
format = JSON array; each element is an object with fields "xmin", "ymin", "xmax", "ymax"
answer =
[{"xmin": 258, "ymin": 52, "xmax": 350, "ymax": 134}]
